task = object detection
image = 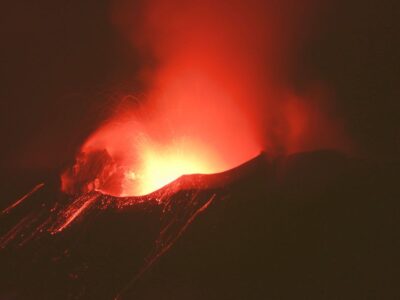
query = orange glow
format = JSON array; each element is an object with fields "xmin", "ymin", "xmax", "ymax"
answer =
[
  {"xmin": 125, "ymin": 142, "xmax": 215, "ymax": 196},
  {"xmin": 68, "ymin": 107, "xmax": 261, "ymax": 196},
  {"xmin": 61, "ymin": 0, "xmax": 349, "ymax": 197}
]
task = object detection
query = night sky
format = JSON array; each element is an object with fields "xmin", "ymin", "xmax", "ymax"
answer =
[{"xmin": 1, "ymin": 0, "xmax": 399, "ymax": 174}]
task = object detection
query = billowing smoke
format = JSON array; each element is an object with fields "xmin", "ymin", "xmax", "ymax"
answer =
[{"xmin": 62, "ymin": 0, "xmax": 349, "ymax": 196}]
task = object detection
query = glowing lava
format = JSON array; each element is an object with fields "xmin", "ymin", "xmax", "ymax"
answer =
[
  {"xmin": 125, "ymin": 142, "xmax": 215, "ymax": 196},
  {"xmin": 62, "ymin": 71, "xmax": 262, "ymax": 197},
  {"xmin": 62, "ymin": 119, "xmax": 260, "ymax": 197}
]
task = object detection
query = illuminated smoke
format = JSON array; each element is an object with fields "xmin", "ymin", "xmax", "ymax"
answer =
[{"xmin": 59, "ymin": 0, "xmax": 348, "ymax": 197}]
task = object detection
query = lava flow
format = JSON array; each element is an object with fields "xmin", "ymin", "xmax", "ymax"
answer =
[{"xmin": 0, "ymin": 153, "xmax": 265, "ymax": 298}]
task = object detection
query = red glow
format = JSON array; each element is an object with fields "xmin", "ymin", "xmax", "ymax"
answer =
[
  {"xmin": 61, "ymin": 0, "xmax": 349, "ymax": 197},
  {"xmin": 63, "ymin": 103, "xmax": 260, "ymax": 196}
]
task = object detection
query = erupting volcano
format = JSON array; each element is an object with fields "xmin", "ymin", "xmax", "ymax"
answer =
[{"xmin": 0, "ymin": 0, "xmax": 357, "ymax": 299}]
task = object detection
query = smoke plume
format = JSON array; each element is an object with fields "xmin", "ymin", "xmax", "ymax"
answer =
[{"xmin": 62, "ymin": 0, "xmax": 349, "ymax": 196}]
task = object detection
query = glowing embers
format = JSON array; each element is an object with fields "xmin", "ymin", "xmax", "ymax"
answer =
[
  {"xmin": 61, "ymin": 67, "xmax": 261, "ymax": 197},
  {"xmin": 122, "ymin": 138, "xmax": 220, "ymax": 196},
  {"xmin": 62, "ymin": 142, "xmax": 249, "ymax": 197},
  {"xmin": 62, "ymin": 113, "xmax": 260, "ymax": 197}
]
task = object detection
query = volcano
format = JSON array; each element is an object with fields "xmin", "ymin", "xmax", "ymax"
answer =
[{"xmin": 1, "ymin": 0, "xmax": 399, "ymax": 299}]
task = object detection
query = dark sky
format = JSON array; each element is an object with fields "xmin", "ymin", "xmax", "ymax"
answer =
[
  {"xmin": 0, "ymin": 0, "xmax": 399, "ymax": 173},
  {"xmin": 303, "ymin": 0, "xmax": 400, "ymax": 160}
]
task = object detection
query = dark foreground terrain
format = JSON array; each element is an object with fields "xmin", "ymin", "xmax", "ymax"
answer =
[{"xmin": 0, "ymin": 150, "xmax": 399, "ymax": 299}]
